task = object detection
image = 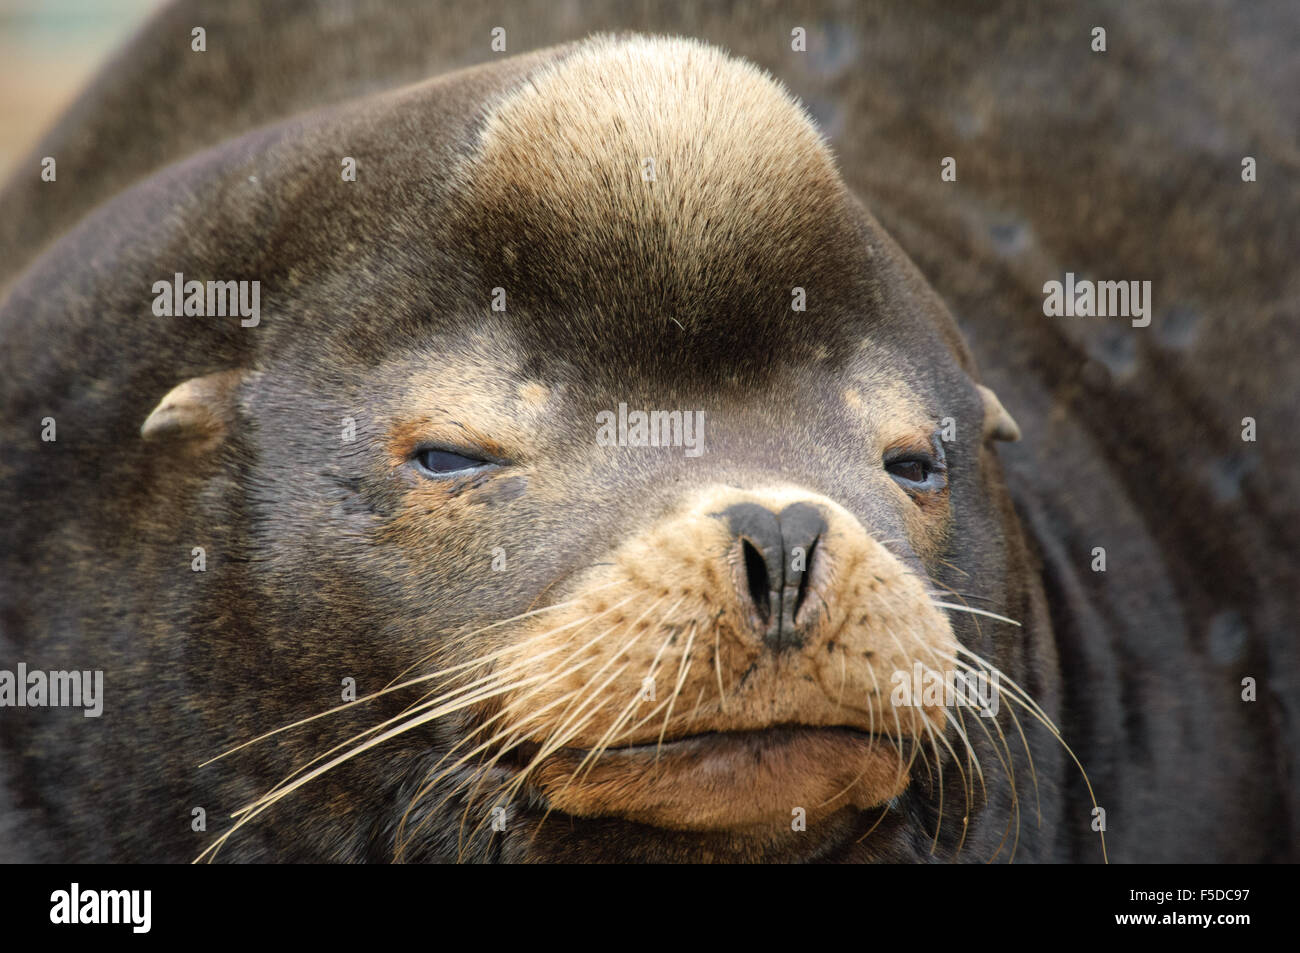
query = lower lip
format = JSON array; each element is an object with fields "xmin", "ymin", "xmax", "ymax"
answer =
[{"xmin": 528, "ymin": 726, "xmax": 912, "ymax": 832}]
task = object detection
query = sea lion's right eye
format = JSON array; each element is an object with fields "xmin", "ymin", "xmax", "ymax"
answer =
[{"xmin": 413, "ymin": 447, "xmax": 494, "ymax": 477}]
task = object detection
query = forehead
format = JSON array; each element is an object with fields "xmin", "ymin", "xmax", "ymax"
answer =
[
  {"xmin": 276, "ymin": 36, "xmax": 971, "ymax": 408},
  {"xmin": 443, "ymin": 35, "xmax": 909, "ymax": 375}
]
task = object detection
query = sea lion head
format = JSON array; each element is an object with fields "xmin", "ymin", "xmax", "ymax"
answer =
[{"xmin": 118, "ymin": 35, "xmax": 1053, "ymax": 862}]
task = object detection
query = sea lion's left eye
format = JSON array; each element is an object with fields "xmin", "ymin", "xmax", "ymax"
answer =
[
  {"xmin": 414, "ymin": 447, "xmax": 494, "ymax": 477},
  {"xmin": 887, "ymin": 458, "xmax": 931, "ymax": 484},
  {"xmin": 884, "ymin": 443, "xmax": 947, "ymax": 491}
]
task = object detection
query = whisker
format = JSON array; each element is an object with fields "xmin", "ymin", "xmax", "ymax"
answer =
[
  {"xmin": 713, "ymin": 622, "xmax": 728, "ymax": 712},
  {"xmin": 929, "ymin": 602, "xmax": 1022, "ymax": 627},
  {"xmin": 200, "ymin": 597, "xmax": 631, "ymax": 769},
  {"xmin": 655, "ymin": 624, "xmax": 698, "ymax": 760},
  {"xmin": 954, "ymin": 645, "xmax": 1106, "ymax": 863},
  {"xmin": 201, "ymin": 600, "xmax": 651, "ymax": 860},
  {"xmin": 386, "ymin": 583, "xmax": 623, "ymax": 686},
  {"xmin": 520, "ymin": 605, "xmax": 683, "ymax": 832}
]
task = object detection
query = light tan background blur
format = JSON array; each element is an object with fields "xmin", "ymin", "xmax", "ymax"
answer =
[{"xmin": 0, "ymin": 0, "xmax": 163, "ymax": 179}]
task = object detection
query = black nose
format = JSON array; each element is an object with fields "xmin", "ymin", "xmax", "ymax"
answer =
[{"xmin": 720, "ymin": 502, "xmax": 827, "ymax": 651}]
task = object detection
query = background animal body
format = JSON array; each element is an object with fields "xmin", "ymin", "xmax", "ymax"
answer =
[{"xmin": 0, "ymin": 0, "xmax": 1296, "ymax": 862}]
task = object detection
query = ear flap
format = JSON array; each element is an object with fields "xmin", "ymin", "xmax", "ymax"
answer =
[
  {"xmin": 976, "ymin": 384, "xmax": 1021, "ymax": 442},
  {"xmin": 140, "ymin": 370, "xmax": 246, "ymax": 447}
]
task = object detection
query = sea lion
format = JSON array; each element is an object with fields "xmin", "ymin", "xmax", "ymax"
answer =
[{"xmin": 1, "ymin": 1, "xmax": 1296, "ymax": 863}]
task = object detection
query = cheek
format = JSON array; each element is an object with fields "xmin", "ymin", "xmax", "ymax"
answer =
[
  {"xmin": 895, "ymin": 483, "xmax": 952, "ymax": 560},
  {"xmin": 377, "ymin": 468, "xmax": 537, "ymax": 578},
  {"xmin": 476, "ymin": 475, "xmax": 528, "ymax": 504},
  {"xmin": 378, "ymin": 476, "xmax": 482, "ymax": 556}
]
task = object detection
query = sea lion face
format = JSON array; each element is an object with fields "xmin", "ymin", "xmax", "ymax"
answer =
[{"xmin": 155, "ymin": 37, "xmax": 1039, "ymax": 862}]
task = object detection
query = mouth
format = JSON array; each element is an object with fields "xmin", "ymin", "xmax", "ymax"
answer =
[
  {"xmin": 526, "ymin": 724, "xmax": 914, "ymax": 832},
  {"xmin": 593, "ymin": 723, "xmax": 874, "ymax": 756}
]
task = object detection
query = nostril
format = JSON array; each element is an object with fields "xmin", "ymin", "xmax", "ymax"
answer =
[
  {"xmin": 793, "ymin": 536, "xmax": 818, "ymax": 620},
  {"xmin": 742, "ymin": 538, "xmax": 771, "ymax": 623},
  {"xmin": 717, "ymin": 501, "xmax": 821, "ymax": 649}
]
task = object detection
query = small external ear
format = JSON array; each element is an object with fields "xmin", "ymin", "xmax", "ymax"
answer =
[
  {"xmin": 140, "ymin": 370, "xmax": 246, "ymax": 446},
  {"xmin": 976, "ymin": 384, "xmax": 1021, "ymax": 442}
]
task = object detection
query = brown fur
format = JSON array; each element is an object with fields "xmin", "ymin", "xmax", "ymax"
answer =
[{"xmin": 1, "ymin": 1, "xmax": 1295, "ymax": 864}]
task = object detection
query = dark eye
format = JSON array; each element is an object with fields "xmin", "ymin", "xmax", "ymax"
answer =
[
  {"xmin": 414, "ymin": 447, "xmax": 493, "ymax": 477},
  {"xmin": 884, "ymin": 442, "xmax": 947, "ymax": 492},
  {"xmin": 886, "ymin": 458, "xmax": 931, "ymax": 484}
]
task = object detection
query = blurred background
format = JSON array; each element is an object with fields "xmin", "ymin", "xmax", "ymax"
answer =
[{"xmin": 0, "ymin": 0, "xmax": 161, "ymax": 178}]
